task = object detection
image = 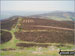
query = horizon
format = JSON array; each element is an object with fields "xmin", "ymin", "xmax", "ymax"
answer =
[
  {"xmin": 0, "ymin": 10, "xmax": 75, "ymax": 21},
  {"xmin": 1, "ymin": 1, "xmax": 74, "ymax": 20}
]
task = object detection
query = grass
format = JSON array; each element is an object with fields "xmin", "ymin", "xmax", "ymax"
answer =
[
  {"xmin": 47, "ymin": 16, "xmax": 72, "ymax": 21},
  {"xmin": 0, "ymin": 17, "xmax": 23, "ymax": 49},
  {"xmin": 0, "ymin": 47, "xmax": 60, "ymax": 56},
  {"xmin": 0, "ymin": 30, "xmax": 20, "ymax": 49},
  {"xmin": 0, "ymin": 45, "xmax": 74, "ymax": 56}
]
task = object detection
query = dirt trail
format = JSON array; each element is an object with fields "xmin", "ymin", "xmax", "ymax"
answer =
[{"xmin": 32, "ymin": 25, "xmax": 74, "ymax": 31}]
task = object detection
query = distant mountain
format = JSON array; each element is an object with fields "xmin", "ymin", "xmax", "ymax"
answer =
[
  {"xmin": 0, "ymin": 11, "xmax": 50, "ymax": 20},
  {"xmin": 30, "ymin": 11, "xmax": 75, "ymax": 21}
]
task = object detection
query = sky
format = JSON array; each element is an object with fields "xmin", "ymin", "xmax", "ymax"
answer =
[{"xmin": 1, "ymin": 1, "xmax": 74, "ymax": 12}]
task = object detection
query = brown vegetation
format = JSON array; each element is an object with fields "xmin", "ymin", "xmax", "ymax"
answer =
[
  {"xmin": 1, "ymin": 48, "xmax": 15, "ymax": 51},
  {"xmin": 15, "ymin": 17, "xmax": 74, "ymax": 44},
  {"xmin": 15, "ymin": 29, "xmax": 74, "ymax": 44},
  {"xmin": 19, "ymin": 17, "xmax": 74, "ymax": 29},
  {"xmin": 0, "ymin": 16, "xmax": 74, "ymax": 44},
  {"xmin": 16, "ymin": 43, "xmax": 50, "ymax": 47},
  {"xmin": 0, "ymin": 18, "xmax": 18, "ymax": 30},
  {"xmin": 0, "ymin": 30, "xmax": 12, "ymax": 44}
]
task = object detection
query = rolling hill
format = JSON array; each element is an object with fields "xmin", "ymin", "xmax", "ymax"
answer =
[{"xmin": 30, "ymin": 11, "xmax": 75, "ymax": 21}]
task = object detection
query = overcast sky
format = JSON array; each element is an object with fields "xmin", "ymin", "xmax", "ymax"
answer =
[{"xmin": 1, "ymin": 1, "xmax": 74, "ymax": 12}]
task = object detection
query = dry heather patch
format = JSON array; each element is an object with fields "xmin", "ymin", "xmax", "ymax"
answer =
[{"xmin": 0, "ymin": 30, "xmax": 12, "ymax": 44}]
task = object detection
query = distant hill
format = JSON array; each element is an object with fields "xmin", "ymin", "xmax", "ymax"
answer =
[{"xmin": 30, "ymin": 11, "xmax": 75, "ymax": 21}]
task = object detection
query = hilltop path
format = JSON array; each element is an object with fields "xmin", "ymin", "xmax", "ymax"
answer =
[{"xmin": 32, "ymin": 25, "xmax": 74, "ymax": 31}]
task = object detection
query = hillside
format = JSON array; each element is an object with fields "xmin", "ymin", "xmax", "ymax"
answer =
[
  {"xmin": 0, "ymin": 16, "xmax": 74, "ymax": 56},
  {"xmin": 14, "ymin": 17, "xmax": 74, "ymax": 44},
  {"xmin": 0, "ymin": 16, "xmax": 74, "ymax": 44},
  {"xmin": 30, "ymin": 11, "xmax": 75, "ymax": 21},
  {"xmin": 0, "ymin": 16, "xmax": 18, "ymax": 30}
]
